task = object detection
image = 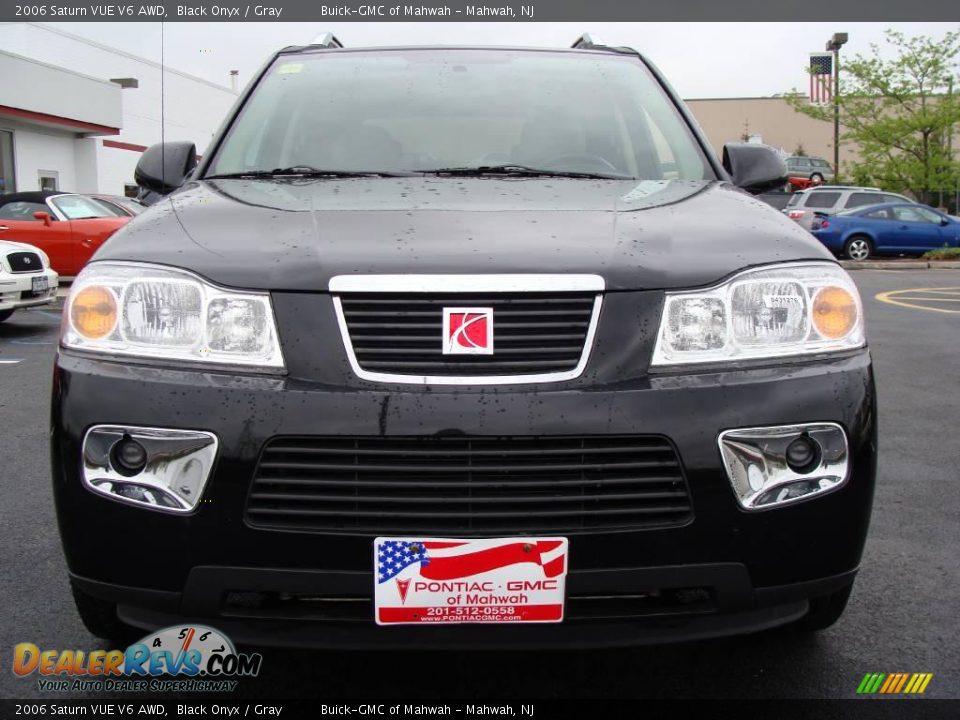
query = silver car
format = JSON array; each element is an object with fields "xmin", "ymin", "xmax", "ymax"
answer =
[
  {"xmin": 785, "ymin": 156, "xmax": 835, "ymax": 183},
  {"xmin": 784, "ymin": 186, "xmax": 913, "ymax": 231}
]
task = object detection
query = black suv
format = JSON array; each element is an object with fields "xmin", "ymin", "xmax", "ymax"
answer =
[{"xmin": 52, "ymin": 35, "xmax": 876, "ymax": 648}]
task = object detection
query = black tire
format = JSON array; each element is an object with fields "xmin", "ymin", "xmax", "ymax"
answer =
[
  {"xmin": 0, "ymin": 309, "xmax": 14, "ymax": 323},
  {"xmin": 70, "ymin": 581, "xmax": 140, "ymax": 645},
  {"xmin": 844, "ymin": 235, "xmax": 873, "ymax": 261},
  {"xmin": 791, "ymin": 581, "xmax": 854, "ymax": 632},
  {"xmin": 810, "ymin": 173, "xmax": 825, "ymax": 183}
]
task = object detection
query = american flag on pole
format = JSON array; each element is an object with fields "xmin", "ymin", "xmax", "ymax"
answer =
[{"xmin": 810, "ymin": 53, "xmax": 834, "ymax": 105}]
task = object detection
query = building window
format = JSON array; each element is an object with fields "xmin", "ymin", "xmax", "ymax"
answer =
[
  {"xmin": 38, "ymin": 170, "xmax": 59, "ymax": 192},
  {"xmin": 0, "ymin": 130, "xmax": 15, "ymax": 194}
]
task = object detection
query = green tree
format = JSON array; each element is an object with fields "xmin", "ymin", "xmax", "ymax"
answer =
[{"xmin": 785, "ymin": 30, "xmax": 960, "ymax": 207}]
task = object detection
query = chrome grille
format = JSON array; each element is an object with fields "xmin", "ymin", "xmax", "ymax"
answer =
[{"xmin": 335, "ymin": 292, "xmax": 600, "ymax": 381}]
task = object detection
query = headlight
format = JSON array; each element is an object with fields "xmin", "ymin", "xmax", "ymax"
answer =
[
  {"xmin": 62, "ymin": 262, "xmax": 285, "ymax": 371},
  {"xmin": 651, "ymin": 263, "xmax": 864, "ymax": 366}
]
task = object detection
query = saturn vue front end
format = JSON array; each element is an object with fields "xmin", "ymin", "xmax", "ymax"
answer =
[{"xmin": 50, "ymin": 38, "xmax": 877, "ymax": 648}]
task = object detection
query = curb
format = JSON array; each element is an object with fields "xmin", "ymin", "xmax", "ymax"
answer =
[{"xmin": 840, "ymin": 261, "xmax": 960, "ymax": 270}]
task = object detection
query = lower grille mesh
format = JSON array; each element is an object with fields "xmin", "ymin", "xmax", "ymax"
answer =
[{"xmin": 246, "ymin": 435, "xmax": 692, "ymax": 534}]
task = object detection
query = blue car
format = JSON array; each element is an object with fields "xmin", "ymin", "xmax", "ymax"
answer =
[{"xmin": 811, "ymin": 202, "xmax": 960, "ymax": 260}]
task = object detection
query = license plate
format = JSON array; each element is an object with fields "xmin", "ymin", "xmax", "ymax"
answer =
[
  {"xmin": 374, "ymin": 537, "xmax": 568, "ymax": 625},
  {"xmin": 31, "ymin": 277, "xmax": 49, "ymax": 295}
]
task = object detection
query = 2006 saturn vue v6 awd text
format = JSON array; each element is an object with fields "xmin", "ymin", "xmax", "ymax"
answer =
[{"xmin": 52, "ymin": 34, "xmax": 877, "ymax": 648}]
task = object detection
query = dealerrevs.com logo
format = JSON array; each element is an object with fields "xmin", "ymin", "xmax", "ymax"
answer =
[{"xmin": 13, "ymin": 625, "xmax": 262, "ymax": 693}]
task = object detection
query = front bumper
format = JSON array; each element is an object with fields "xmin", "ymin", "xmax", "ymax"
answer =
[
  {"xmin": 51, "ymin": 348, "xmax": 877, "ymax": 648},
  {"xmin": 0, "ymin": 269, "xmax": 58, "ymax": 311}
]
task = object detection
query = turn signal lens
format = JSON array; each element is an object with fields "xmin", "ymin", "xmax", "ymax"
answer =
[
  {"xmin": 812, "ymin": 286, "xmax": 857, "ymax": 339},
  {"xmin": 70, "ymin": 286, "xmax": 117, "ymax": 339}
]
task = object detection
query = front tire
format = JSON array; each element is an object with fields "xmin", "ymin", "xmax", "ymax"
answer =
[
  {"xmin": 0, "ymin": 309, "xmax": 14, "ymax": 323},
  {"xmin": 810, "ymin": 172, "xmax": 824, "ymax": 183},
  {"xmin": 844, "ymin": 235, "xmax": 873, "ymax": 261},
  {"xmin": 70, "ymin": 582, "xmax": 140, "ymax": 645}
]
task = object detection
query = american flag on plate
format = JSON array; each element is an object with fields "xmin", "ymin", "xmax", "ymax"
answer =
[
  {"xmin": 810, "ymin": 53, "xmax": 834, "ymax": 105},
  {"xmin": 377, "ymin": 539, "xmax": 566, "ymax": 583}
]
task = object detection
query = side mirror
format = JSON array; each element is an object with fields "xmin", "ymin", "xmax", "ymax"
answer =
[
  {"xmin": 134, "ymin": 141, "xmax": 198, "ymax": 196},
  {"xmin": 33, "ymin": 211, "xmax": 52, "ymax": 226},
  {"xmin": 722, "ymin": 143, "xmax": 788, "ymax": 195}
]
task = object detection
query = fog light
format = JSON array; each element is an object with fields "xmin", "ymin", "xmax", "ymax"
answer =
[
  {"xmin": 82, "ymin": 425, "xmax": 218, "ymax": 513},
  {"xmin": 785, "ymin": 436, "xmax": 821, "ymax": 473},
  {"xmin": 718, "ymin": 423, "xmax": 849, "ymax": 510},
  {"xmin": 111, "ymin": 437, "xmax": 148, "ymax": 476}
]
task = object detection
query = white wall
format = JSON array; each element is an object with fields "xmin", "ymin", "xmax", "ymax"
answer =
[
  {"xmin": 96, "ymin": 145, "xmax": 140, "ymax": 195},
  {"xmin": 73, "ymin": 138, "xmax": 100, "ymax": 193},
  {"xmin": 0, "ymin": 50, "xmax": 122, "ymax": 129},
  {"xmin": 11, "ymin": 123, "xmax": 78, "ymax": 192}
]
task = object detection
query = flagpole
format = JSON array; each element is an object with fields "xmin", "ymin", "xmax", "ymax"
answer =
[{"xmin": 826, "ymin": 33, "xmax": 848, "ymax": 180}]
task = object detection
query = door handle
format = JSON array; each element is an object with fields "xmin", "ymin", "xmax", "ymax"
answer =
[
  {"xmin": 81, "ymin": 238, "xmax": 93, "ymax": 246},
  {"xmin": 0, "ymin": 226, "xmax": 9, "ymax": 230}
]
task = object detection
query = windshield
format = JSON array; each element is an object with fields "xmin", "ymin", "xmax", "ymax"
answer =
[
  {"xmin": 207, "ymin": 49, "xmax": 713, "ymax": 181},
  {"xmin": 50, "ymin": 195, "xmax": 118, "ymax": 220}
]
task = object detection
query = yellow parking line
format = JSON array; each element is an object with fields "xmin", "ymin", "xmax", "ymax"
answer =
[{"xmin": 875, "ymin": 287, "xmax": 960, "ymax": 314}]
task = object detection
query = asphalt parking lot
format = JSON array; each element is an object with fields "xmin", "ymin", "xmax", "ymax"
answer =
[{"xmin": 1, "ymin": 270, "xmax": 958, "ymax": 701}]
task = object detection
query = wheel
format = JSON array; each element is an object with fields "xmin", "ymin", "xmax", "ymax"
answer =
[
  {"xmin": 790, "ymin": 581, "xmax": 854, "ymax": 632},
  {"xmin": 844, "ymin": 235, "xmax": 873, "ymax": 261},
  {"xmin": 70, "ymin": 581, "xmax": 141, "ymax": 645},
  {"xmin": 810, "ymin": 172, "xmax": 824, "ymax": 183},
  {"xmin": 0, "ymin": 309, "xmax": 14, "ymax": 323}
]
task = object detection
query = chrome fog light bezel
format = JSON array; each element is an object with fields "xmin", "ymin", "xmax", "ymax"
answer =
[
  {"xmin": 81, "ymin": 425, "xmax": 219, "ymax": 514},
  {"xmin": 718, "ymin": 423, "xmax": 849, "ymax": 511}
]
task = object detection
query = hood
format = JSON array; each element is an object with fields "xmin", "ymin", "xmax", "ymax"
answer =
[
  {"xmin": 0, "ymin": 239, "xmax": 46, "ymax": 254},
  {"xmin": 94, "ymin": 177, "xmax": 834, "ymax": 292}
]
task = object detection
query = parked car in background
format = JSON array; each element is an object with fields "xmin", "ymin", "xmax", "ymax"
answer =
[
  {"xmin": 785, "ymin": 156, "xmax": 834, "ymax": 184},
  {"xmin": 811, "ymin": 203, "xmax": 960, "ymax": 260},
  {"xmin": 87, "ymin": 194, "xmax": 146, "ymax": 217},
  {"xmin": 0, "ymin": 239, "xmax": 59, "ymax": 322},
  {"xmin": 784, "ymin": 186, "xmax": 912, "ymax": 231},
  {"xmin": 757, "ymin": 190, "xmax": 795, "ymax": 210},
  {"xmin": 0, "ymin": 192, "xmax": 130, "ymax": 276}
]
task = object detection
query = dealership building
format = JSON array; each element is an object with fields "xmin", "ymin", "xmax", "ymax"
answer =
[
  {"xmin": 0, "ymin": 23, "xmax": 851, "ymax": 196},
  {"xmin": 0, "ymin": 23, "xmax": 238, "ymax": 197}
]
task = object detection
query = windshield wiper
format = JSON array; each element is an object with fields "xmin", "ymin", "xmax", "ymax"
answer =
[
  {"xmin": 420, "ymin": 165, "xmax": 632, "ymax": 180},
  {"xmin": 205, "ymin": 166, "xmax": 416, "ymax": 180}
]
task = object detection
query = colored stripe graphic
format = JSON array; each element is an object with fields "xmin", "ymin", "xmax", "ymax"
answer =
[{"xmin": 857, "ymin": 672, "xmax": 932, "ymax": 694}]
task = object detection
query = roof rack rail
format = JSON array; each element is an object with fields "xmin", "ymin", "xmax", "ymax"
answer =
[
  {"xmin": 571, "ymin": 33, "xmax": 605, "ymax": 50},
  {"xmin": 310, "ymin": 33, "xmax": 344, "ymax": 49}
]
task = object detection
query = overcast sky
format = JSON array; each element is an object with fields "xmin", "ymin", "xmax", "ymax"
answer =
[{"xmin": 49, "ymin": 21, "xmax": 958, "ymax": 98}]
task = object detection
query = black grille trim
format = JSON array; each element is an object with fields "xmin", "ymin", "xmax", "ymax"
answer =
[
  {"xmin": 246, "ymin": 435, "xmax": 693, "ymax": 535},
  {"xmin": 335, "ymin": 292, "xmax": 601, "ymax": 381},
  {"xmin": 6, "ymin": 252, "xmax": 43, "ymax": 273}
]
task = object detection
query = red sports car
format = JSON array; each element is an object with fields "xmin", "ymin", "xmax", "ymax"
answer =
[{"xmin": 0, "ymin": 191, "xmax": 130, "ymax": 276}]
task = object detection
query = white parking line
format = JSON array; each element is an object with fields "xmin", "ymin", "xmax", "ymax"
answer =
[{"xmin": 0, "ymin": 359, "xmax": 24, "ymax": 365}]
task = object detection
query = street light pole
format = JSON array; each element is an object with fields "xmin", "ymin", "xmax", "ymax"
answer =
[{"xmin": 826, "ymin": 33, "xmax": 848, "ymax": 180}]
